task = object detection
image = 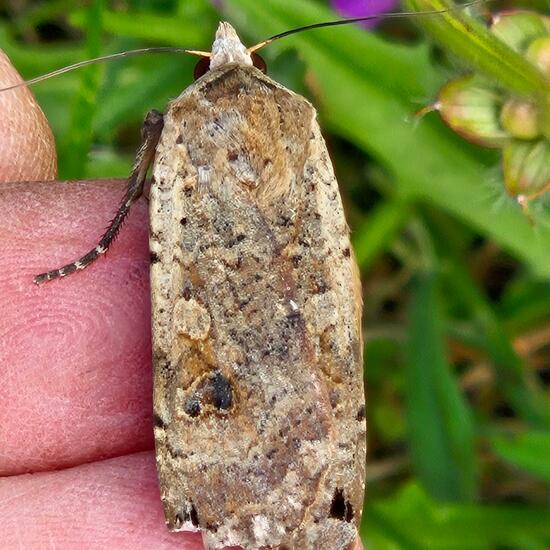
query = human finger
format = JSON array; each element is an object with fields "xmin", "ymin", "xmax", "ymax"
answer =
[
  {"xmin": 0, "ymin": 50, "xmax": 56, "ymax": 183},
  {"xmin": 0, "ymin": 450, "xmax": 204, "ymax": 549},
  {"xmin": 0, "ymin": 180, "xmax": 151, "ymax": 475}
]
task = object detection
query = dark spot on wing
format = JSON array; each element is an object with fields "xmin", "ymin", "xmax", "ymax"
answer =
[
  {"xmin": 189, "ymin": 504, "xmax": 200, "ymax": 527},
  {"xmin": 176, "ymin": 503, "xmax": 200, "ymax": 528},
  {"xmin": 183, "ymin": 370, "xmax": 234, "ymax": 417},
  {"xmin": 184, "ymin": 398, "xmax": 201, "ymax": 418},
  {"xmin": 209, "ymin": 370, "xmax": 233, "ymax": 410},
  {"xmin": 153, "ymin": 413, "xmax": 165, "ymax": 428},
  {"xmin": 329, "ymin": 488, "xmax": 354, "ymax": 522}
]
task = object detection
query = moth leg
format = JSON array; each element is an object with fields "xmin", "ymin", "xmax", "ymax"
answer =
[{"xmin": 34, "ymin": 110, "xmax": 164, "ymax": 285}]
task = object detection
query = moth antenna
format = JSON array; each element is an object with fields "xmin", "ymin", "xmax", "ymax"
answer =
[
  {"xmin": 0, "ymin": 47, "xmax": 199, "ymax": 92},
  {"xmin": 248, "ymin": 0, "xmax": 490, "ymax": 53}
]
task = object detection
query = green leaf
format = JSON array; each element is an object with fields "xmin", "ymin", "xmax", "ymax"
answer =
[
  {"xmin": 0, "ymin": 23, "xmax": 84, "ymax": 78},
  {"xmin": 363, "ymin": 482, "xmax": 550, "ymax": 549},
  {"xmin": 499, "ymin": 280, "xmax": 550, "ymax": 335},
  {"xmin": 438, "ymin": 257, "xmax": 550, "ymax": 428},
  {"xmin": 92, "ymin": 54, "xmax": 196, "ymax": 139},
  {"xmin": 406, "ymin": 271, "xmax": 477, "ymax": 501},
  {"xmin": 491, "ymin": 430, "xmax": 550, "ymax": 482},
  {"xmin": 69, "ymin": 8, "xmax": 210, "ymax": 47},
  {"xmin": 352, "ymin": 199, "xmax": 411, "ymax": 271},
  {"xmin": 59, "ymin": 0, "xmax": 105, "ymax": 179}
]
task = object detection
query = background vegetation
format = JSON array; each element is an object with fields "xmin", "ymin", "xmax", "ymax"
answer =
[{"xmin": 2, "ymin": 0, "xmax": 549, "ymax": 547}]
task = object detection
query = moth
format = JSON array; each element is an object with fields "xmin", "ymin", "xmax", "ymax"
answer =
[
  {"xmin": 29, "ymin": 21, "xmax": 366, "ymax": 549},
  {"xmin": 3, "ymin": 3, "xmax": 481, "ymax": 549}
]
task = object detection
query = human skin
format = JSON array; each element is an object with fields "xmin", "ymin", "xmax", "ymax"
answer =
[{"xmin": 0, "ymin": 51, "xmax": 363, "ymax": 550}]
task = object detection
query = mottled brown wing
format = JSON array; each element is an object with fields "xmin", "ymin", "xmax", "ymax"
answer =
[{"xmin": 150, "ymin": 65, "xmax": 365, "ymax": 550}]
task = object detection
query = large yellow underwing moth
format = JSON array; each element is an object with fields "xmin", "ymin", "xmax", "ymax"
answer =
[
  {"xmin": 149, "ymin": 24, "xmax": 365, "ymax": 549},
  {"xmin": 23, "ymin": 20, "xmax": 366, "ymax": 549},
  {"xmin": 3, "ymin": 3, "xmax": 483, "ymax": 548}
]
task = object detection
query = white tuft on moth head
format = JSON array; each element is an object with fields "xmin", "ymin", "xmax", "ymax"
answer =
[{"xmin": 210, "ymin": 22, "xmax": 253, "ymax": 70}]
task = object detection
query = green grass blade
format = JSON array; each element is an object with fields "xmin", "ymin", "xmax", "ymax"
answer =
[
  {"xmin": 441, "ymin": 258, "xmax": 550, "ymax": 427},
  {"xmin": 491, "ymin": 431, "xmax": 550, "ymax": 482},
  {"xmin": 366, "ymin": 482, "xmax": 550, "ymax": 548},
  {"xmin": 60, "ymin": 0, "xmax": 105, "ymax": 179},
  {"xmin": 352, "ymin": 199, "xmax": 411, "ymax": 271},
  {"xmin": 69, "ymin": 8, "xmax": 210, "ymax": 47},
  {"xmin": 406, "ymin": 271, "xmax": 477, "ymax": 501}
]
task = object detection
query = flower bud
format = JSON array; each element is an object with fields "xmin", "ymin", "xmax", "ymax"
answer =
[
  {"xmin": 437, "ymin": 76, "xmax": 508, "ymax": 147},
  {"xmin": 503, "ymin": 140, "xmax": 550, "ymax": 199},
  {"xmin": 500, "ymin": 99, "xmax": 541, "ymax": 140},
  {"xmin": 526, "ymin": 36, "xmax": 550, "ymax": 77}
]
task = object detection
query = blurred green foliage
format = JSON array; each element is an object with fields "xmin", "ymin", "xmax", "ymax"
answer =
[{"xmin": 2, "ymin": 0, "xmax": 549, "ymax": 547}]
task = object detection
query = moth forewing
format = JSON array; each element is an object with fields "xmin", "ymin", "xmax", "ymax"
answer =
[{"xmin": 150, "ymin": 23, "xmax": 365, "ymax": 550}]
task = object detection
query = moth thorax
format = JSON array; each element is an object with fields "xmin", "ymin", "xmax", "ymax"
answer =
[{"xmin": 210, "ymin": 21, "xmax": 253, "ymax": 70}]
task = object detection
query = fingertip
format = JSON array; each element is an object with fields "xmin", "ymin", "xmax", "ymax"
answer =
[
  {"xmin": 0, "ymin": 452, "xmax": 205, "ymax": 549},
  {"xmin": 0, "ymin": 180, "xmax": 152, "ymax": 475},
  {"xmin": 0, "ymin": 49, "xmax": 57, "ymax": 183}
]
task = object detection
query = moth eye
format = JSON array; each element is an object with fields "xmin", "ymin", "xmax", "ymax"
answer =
[
  {"xmin": 252, "ymin": 52, "xmax": 267, "ymax": 74},
  {"xmin": 193, "ymin": 57, "xmax": 211, "ymax": 80}
]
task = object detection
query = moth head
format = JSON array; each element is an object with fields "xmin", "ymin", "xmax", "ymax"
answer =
[
  {"xmin": 193, "ymin": 22, "xmax": 267, "ymax": 80},
  {"xmin": 210, "ymin": 22, "xmax": 252, "ymax": 70}
]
